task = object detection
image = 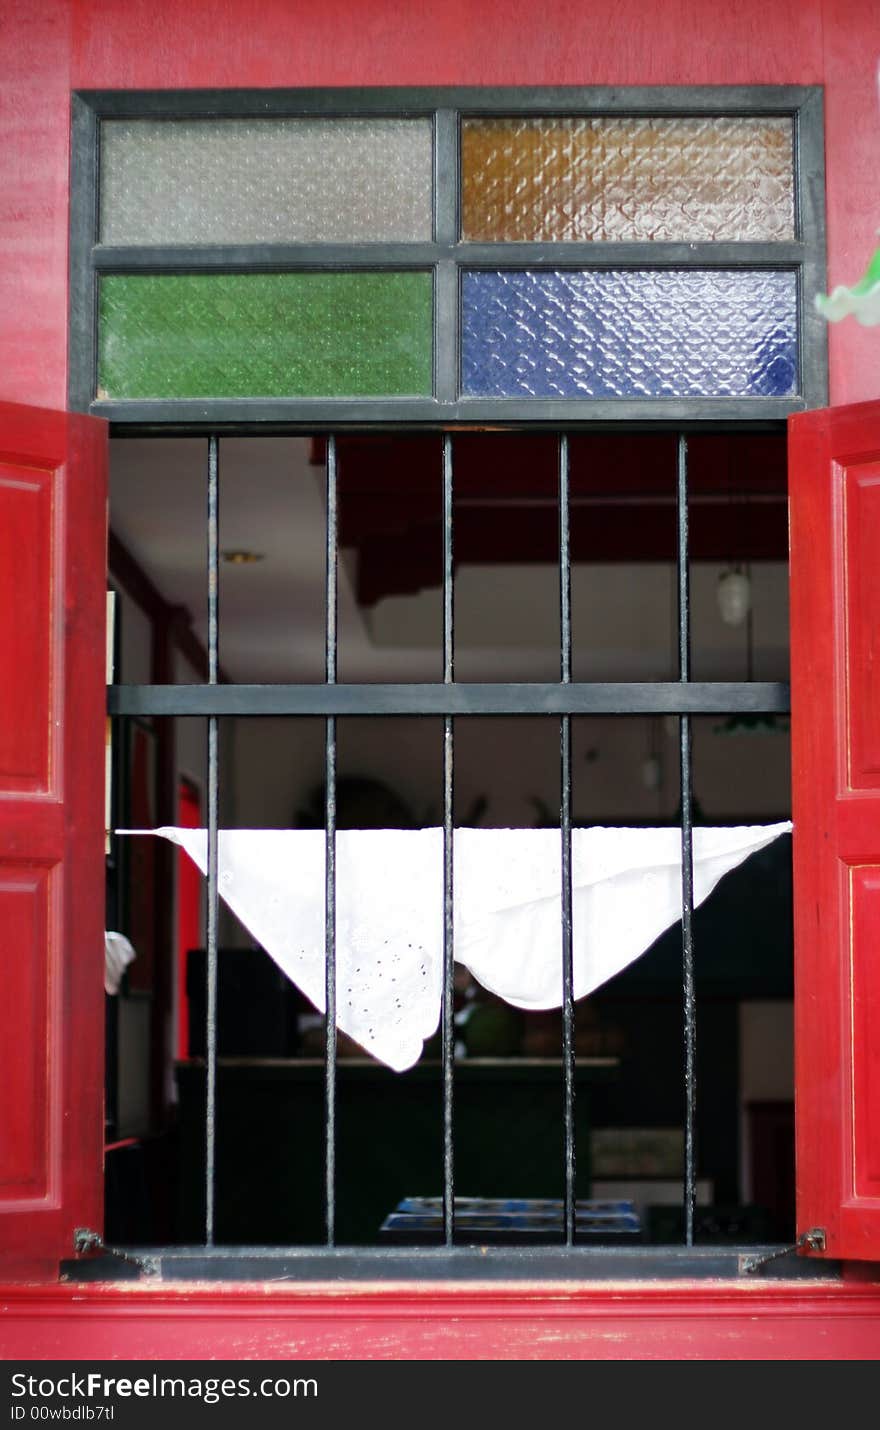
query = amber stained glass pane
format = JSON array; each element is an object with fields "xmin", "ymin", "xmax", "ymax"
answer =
[
  {"xmin": 98, "ymin": 273, "xmax": 433, "ymax": 399},
  {"xmin": 462, "ymin": 117, "xmax": 794, "ymax": 242}
]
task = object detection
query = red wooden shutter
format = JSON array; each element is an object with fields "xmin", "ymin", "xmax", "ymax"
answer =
[
  {"xmin": 790, "ymin": 398, "xmax": 880, "ymax": 1262},
  {"xmin": 0, "ymin": 401, "xmax": 107, "ymax": 1278}
]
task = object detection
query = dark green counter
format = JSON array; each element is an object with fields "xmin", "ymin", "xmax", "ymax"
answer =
[{"xmin": 174, "ymin": 1057, "xmax": 617, "ymax": 1246}]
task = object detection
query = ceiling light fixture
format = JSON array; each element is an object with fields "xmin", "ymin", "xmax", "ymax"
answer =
[
  {"xmin": 222, "ymin": 549, "xmax": 265, "ymax": 564},
  {"xmin": 714, "ymin": 561, "xmax": 788, "ymax": 735},
  {"xmin": 716, "ymin": 565, "xmax": 751, "ymax": 626}
]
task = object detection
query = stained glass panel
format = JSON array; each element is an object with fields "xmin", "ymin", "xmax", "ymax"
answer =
[
  {"xmin": 100, "ymin": 119, "xmax": 433, "ymax": 244},
  {"xmin": 461, "ymin": 117, "xmax": 795, "ymax": 242},
  {"xmin": 98, "ymin": 273, "xmax": 434, "ymax": 399},
  {"xmin": 461, "ymin": 270, "xmax": 798, "ymax": 399}
]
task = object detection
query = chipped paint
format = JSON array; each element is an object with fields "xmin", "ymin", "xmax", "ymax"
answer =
[{"xmin": 2, "ymin": 1279, "xmax": 880, "ymax": 1360}]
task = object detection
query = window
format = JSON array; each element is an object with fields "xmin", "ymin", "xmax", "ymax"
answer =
[
  {"xmin": 69, "ymin": 85, "xmax": 827, "ymax": 425},
  {"xmin": 12, "ymin": 85, "xmax": 877, "ymax": 1282},
  {"xmin": 86, "ymin": 86, "xmax": 820, "ymax": 1273},
  {"xmin": 103, "ymin": 425, "xmax": 798, "ymax": 1275}
]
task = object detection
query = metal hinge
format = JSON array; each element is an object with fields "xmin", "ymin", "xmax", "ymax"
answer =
[
  {"xmin": 740, "ymin": 1228, "xmax": 826, "ymax": 1275},
  {"xmin": 73, "ymin": 1227, "xmax": 159, "ymax": 1277}
]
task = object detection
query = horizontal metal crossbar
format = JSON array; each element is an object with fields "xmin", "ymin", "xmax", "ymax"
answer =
[
  {"xmin": 75, "ymin": 83, "xmax": 821, "ymax": 119},
  {"xmin": 92, "ymin": 241, "xmax": 806, "ymax": 271},
  {"xmin": 108, "ymin": 680, "xmax": 790, "ymax": 718},
  {"xmin": 92, "ymin": 399, "xmax": 807, "ymax": 429}
]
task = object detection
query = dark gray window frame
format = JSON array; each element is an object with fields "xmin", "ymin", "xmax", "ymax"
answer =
[
  {"xmin": 68, "ymin": 84, "xmax": 828, "ymax": 428},
  {"xmin": 79, "ymin": 86, "xmax": 828, "ymax": 1282}
]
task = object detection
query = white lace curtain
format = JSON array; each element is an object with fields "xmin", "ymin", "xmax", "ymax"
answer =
[{"xmin": 124, "ymin": 823, "xmax": 791, "ymax": 1070}]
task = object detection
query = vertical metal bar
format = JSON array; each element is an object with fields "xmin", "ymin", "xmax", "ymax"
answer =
[
  {"xmin": 677, "ymin": 432, "xmax": 697, "ymax": 1248},
  {"xmin": 205, "ymin": 434, "xmax": 220, "ymax": 1246},
  {"xmin": 324, "ymin": 435, "xmax": 338, "ymax": 1247},
  {"xmin": 442, "ymin": 433, "xmax": 455, "ymax": 1247},
  {"xmin": 558, "ymin": 433, "xmax": 576, "ymax": 1245}
]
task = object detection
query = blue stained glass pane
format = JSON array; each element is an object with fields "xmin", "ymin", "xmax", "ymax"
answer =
[{"xmin": 461, "ymin": 270, "xmax": 798, "ymax": 399}]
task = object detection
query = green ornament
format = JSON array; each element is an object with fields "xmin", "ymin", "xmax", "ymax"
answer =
[{"xmin": 816, "ymin": 243, "xmax": 880, "ymax": 325}]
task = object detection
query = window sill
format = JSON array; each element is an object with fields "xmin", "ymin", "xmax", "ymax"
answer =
[{"xmin": 58, "ymin": 1244, "xmax": 843, "ymax": 1284}]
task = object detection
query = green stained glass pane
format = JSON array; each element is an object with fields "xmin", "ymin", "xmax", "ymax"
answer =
[{"xmin": 98, "ymin": 273, "xmax": 434, "ymax": 399}]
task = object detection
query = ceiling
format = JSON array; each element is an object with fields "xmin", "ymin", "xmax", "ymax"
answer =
[{"xmin": 109, "ymin": 431, "xmax": 790, "ymax": 685}]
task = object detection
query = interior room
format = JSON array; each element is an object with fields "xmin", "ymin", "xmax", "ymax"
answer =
[{"xmin": 104, "ymin": 429, "xmax": 794, "ymax": 1249}]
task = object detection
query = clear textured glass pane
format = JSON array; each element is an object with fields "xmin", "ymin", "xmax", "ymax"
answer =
[
  {"xmin": 461, "ymin": 270, "xmax": 797, "ymax": 399},
  {"xmin": 100, "ymin": 118, "xmax": 433, "ymax": 244},
  {"xmin": 98, "ymin": 273, "xmax": 433, "ymax": 399},
  {"xmin": 461, "ymin": 117, "xmax": 794, "ymax": 242}
]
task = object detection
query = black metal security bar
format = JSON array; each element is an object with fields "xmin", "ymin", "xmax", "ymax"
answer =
[
  {"xmin": 109, "ymin": 425, "xmax": 796, "ymax": 1259},
  {"xmin": 442, "ymin": 435, "xmax": 455, "ymax": 1245},
  {"xmin": 676, "ymin": 435, "xmax": 697, "ymax": 1247},
  {"xmin": 558, "ymin": 435, "xmax": 576, "ymax": 1244},
  {"xmin": 205, "ymin": 434, "xmax": 220, "ymax": 1245},
  {"xmin": 324, "ymin": 436, "xmax": 338, "ymax": 1245},
  {"xmin": 109, "ymin": 682, "xmax": 789, "ymax": 718}
]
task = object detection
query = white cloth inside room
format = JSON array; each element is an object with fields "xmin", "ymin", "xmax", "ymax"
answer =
[
  {"xmin": 122, "ymin": 824, "xmax": 791, "ymax": 1072},
  {"xmin": 104, "ymin": 929, "xmax": 137, "ymax": 996}
]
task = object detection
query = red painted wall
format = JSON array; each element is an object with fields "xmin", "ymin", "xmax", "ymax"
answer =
[
  {"xmin": 3, "ymin": 1281, "xmax": 880, "ymax": 1361},
  {"xmin": 1, "ymin": 0, "xmax": 879, "ymax": 412},
  {"xmin": 2, "ymin": 0, "xmax": 880, "ymax": 1361}
]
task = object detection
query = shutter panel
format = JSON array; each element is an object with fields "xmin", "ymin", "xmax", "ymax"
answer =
[
  {"xmin": 0, "ymin": 402, "xmax": 107, "ymax": 1277},
  {"xmin": 790, "ymin": 399, "xmax": 880, "ymax": 1262}
]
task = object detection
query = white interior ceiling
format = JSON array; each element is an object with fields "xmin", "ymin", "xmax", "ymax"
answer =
[{"xmin": 109, "ymin": 435, "xmax": 789, "ymax": 686}]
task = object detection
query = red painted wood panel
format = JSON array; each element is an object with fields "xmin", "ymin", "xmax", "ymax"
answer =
[
  {"xmin": 852, "ymin": 868, "xmax": 880, "ymax": 1196},
  {"xmin": 0, "ymin": 869, "xmax": 51, "ymax": 1197},
  {"xmin": 0, "ymin": 465, "xmax": 53, "ymax": 792},
  {"xmin": 1, "ymin": 1281, "xmax": 879, "ymax": 1360},
  {"xmin": 789, "ymin": 398, "xmax": 880, "ymax": 1263},
  {"xmin": 0, "ymin": 402, "xmax": 107, "ymax": 1279},
  {"xmin": 1, "ymin": 2, "xmax": 880, "ymax": 409},
  {"xmin": 844, "ymin": 465, "xmax": 880, "ymax": 785}
]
